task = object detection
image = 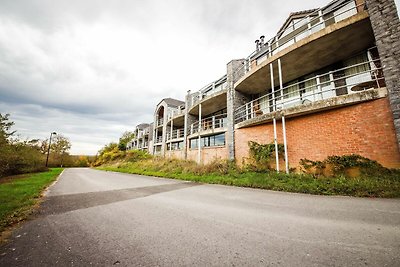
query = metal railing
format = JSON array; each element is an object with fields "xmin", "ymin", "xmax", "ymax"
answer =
[
  {"xmin": 155, "ymin": 136, "xmax": 163, "ymax": 143},
  {"xmin": 167, "ymin": 109, "xmax": 185, "ymax": 121},
  {"xmin": 167, "ymin": 129, "xmax": 184, "ymax": 140},
  {"xmin": 156, "ymin": 118, "xmax": 163, "ymax": 127},
  {"xmin": 192, "ymin": 81, "xmax": 228, "ymax": 106},
  {"xmin": 190, "ymin": 114, "xmax": 227, "ymax": 135},
  {"xmin": 234, "ymin": 57, "xmax": 384, "ymax": 124},
  {"xmin": 233, "ymin": 0, "xmax": 365, "ymax": 82}
]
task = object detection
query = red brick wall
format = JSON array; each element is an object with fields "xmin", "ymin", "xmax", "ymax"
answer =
[
  {"xmin": 235, "ymin": 98, "xmax": 400, "ymax": 169},
  {"xmin": 165, "ymin": 150, "xmax": 185, "ymax": 160},
  {"xmin": 187, "ymin": 146, "xmax": 228, "ymax": 164}
]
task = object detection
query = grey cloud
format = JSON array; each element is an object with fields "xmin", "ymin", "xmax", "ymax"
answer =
[{"xmin": 2, "ymin": 0, "xmax": 397, "ymax": 154}]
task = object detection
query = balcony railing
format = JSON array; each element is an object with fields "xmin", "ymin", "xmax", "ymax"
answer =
[
  {"xmin": 155, "ymin": 136, "xmax": 163, "ymax": 143},
  {"xmin": 167, "ymin": 129, "xmax": 184, "ymax": 140},
  {"xmin": 234, "ymin": 0, "xmax": 365, "ymax": 80},
  {"xmin": 192, "ymin": 81, "xmax": 228, "ymax": 106},
  {"xmin": 156, "ymin": 118, "xmax": 163, "ymax": 127},
  {"xmin": 190, "ymin": 114, "xmax": 227, "ymax": 135},
  {"xmin": 167, "ymin": 109, "xmax": 185, "ymax": 121},
  {"xmin": 235, "ymin": 57, "xmax": 384, "ymax": 124}
]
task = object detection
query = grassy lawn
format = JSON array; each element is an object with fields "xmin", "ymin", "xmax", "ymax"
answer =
[
  {"xmin": 98, "ymin": 162, "xmax": 400, "ymax": 198},
  {"xmin": 0, "ymin": 168, "xmax": 63, "ymax": 234}
]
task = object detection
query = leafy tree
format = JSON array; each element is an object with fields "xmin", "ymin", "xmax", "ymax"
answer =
[
  {"xmin": 118, "ymin": 131, "xmax": 135, "ymax": 151},
  {"xmin": 0, "ymin": 113, "xmax": 46, "ymax": 177},
  {"xmin": 50, "ymin": 135, "xmax": 72, "ymax": 167},
  {"xmin": 0, "ymin": 113, "xmax": 16, "ymax": 145}
]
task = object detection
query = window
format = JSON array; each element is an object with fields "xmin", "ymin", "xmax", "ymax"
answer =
[
  {"xmin": 214, "ymin": 133, "xmax": 225, "ymax": 146},
  {"xmin": 303, "ymin": 75, "xmax": 317, "ymax": 94},
  {"xmin": 283, "ymin": 80, "xmax": 299, "ymax": 99},
  {"xmin": 344, "ymin": 53, "xmax": 370, "ymax": 76},
  {"xmin": 168, "ymin": 141, "xmax": 184, "ymax": 151},
  {"xmin": 189, "ymin": 133, "xmax": 225, "ymax": 149},
  {"xmin": 190, "ymin": 138, "xmax": 198, "ymax": 149}
]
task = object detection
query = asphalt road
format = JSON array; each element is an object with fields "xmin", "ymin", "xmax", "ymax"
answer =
[{"xmin": 1, "ymin": 168, "xmax": 399, "ymax": 266}]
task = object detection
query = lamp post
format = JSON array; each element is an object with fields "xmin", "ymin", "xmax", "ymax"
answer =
[{"xmin": 45, "ymin": 132, "xmax": 57, "ymax": 167}]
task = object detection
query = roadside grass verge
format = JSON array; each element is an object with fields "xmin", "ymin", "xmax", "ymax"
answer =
[
  {"xmin": 0, "ymin": 168, "xmax": 63, "ymax": 235},
  {"xmin": 97, "ymin": 159, "xmax": 400, "ymax": 198}
]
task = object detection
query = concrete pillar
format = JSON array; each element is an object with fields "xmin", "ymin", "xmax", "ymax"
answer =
[
  {"xmin": 365, "ymin": 0, "xmax": 400, "ymax": 149},
  {"xmin": 226, "ymin": 59, "xmax": 248, "ymax": 161}
]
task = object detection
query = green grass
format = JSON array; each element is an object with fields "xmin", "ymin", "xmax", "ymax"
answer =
[
  {"xmin": 98, "ymin": 161, "xmax": 400, "ymax": 198},
  {"xmin": 0, "ymin": 168, "xmax": 63, "ymax": 233}
]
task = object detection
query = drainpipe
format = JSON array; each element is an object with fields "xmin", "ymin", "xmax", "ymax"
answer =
[
  {"xmin": 270, "ymin": 63, "xmax": 279, "ymax": 173},
  {"xmin": 278, "ymin": 58, "xmax": 289, "ymax": 174},
  {"xmin": 198, "ymin": 104, "xmax": 202, "ymax": 164}
]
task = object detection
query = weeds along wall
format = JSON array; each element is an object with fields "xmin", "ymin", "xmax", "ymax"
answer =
[{"xmin": 234, "ymin": 98, "xmax": 400, "ymax": 169}]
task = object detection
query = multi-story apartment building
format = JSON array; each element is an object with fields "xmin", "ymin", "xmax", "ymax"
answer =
[
  {"xmin": 126, "ymin": 123, "xmax": 153, "ymax": 152},
  {"xmin": 153, "ymin": 98, "xmax": 185, "ymax": 156},
  {"xmin": 128, "ymin": 0, "xmax": 400, "ymax": 171}
]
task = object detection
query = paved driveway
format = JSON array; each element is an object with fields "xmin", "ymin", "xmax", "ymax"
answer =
[{"xmin": 1, "ymin": 168, "xmax": 399, "ymax": 266}]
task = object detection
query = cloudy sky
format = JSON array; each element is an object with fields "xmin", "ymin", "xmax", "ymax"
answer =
[{"xmin": 1, "ymin": 0, "xmax": 399, "ymax": 155}]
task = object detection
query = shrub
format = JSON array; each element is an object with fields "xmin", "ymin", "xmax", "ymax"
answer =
[
  {"xmin": 299, "ymin": 154, "xmax": 396, "ymax": 178},
  {"xmin": 247, "ymin": 141, "xmax": 284, "ymax": 172}
]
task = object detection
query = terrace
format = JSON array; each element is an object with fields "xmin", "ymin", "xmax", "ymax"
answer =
[
  {"xmin": 234, "ymin": 54, "xmax": 385, "ymax": 125},
  {"xmin": 166, "ymin": 128, "xmax": 185, "ymax": 141},
  {"xmin": 190, "ymin": 113, "xmax": 227, "ymax": 135}
]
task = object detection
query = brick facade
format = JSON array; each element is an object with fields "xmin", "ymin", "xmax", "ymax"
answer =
[
  {"xmin": 187, "ymin": 147, "xmax": 228, "ymax": 164},
  {"xmin": 235, "ymin": 98, "xmax": 400, "ymax": 169}
]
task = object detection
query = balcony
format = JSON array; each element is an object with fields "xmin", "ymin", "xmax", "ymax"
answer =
[
  {"xmin": 235, "ymin": 0, "xmax": 373, "ymax": 94},
  {"xmin": 192, "ymin": 81, "xmax": 227, "ymax": 107},
  {"xmin": 156, "ymin": 118, "xmax": 163, "ymax": 127},
  {"xmin": 167, "ymin": 109, "xmax": 185, "ymax": 121},
  {"xmin": 235, "ymin": 56, "xmax": 385, "ymax": 124},
  {"xmin": 190, "ymin": 114, "xmax": 227, "ymax": 135},
  {"xmin": 167, "ymin": 129, "xmax": 184, "ymax": 141},
  {"xmin": 246, "ymin": 0, "xmax": 365, "ymax": 73},
  {"xmin": 155, "ymin": 136, "xmax": 163, "ymax": 144}
]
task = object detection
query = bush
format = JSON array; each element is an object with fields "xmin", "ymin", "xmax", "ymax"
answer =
[
  {"xmin": 246, "ymin": 141, "xmax": 284, "ymax": 172},
  {"xmin": 299, "ymin": 154, "xmax": 397, "ymax": 178}
]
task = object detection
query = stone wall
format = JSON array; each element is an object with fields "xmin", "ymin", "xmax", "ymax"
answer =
[{"xmin": 365, "ymin": 0, "xmax": 400, "ymax": 150}]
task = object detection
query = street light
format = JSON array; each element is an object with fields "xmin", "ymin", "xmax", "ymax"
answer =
[{"xmin": 45, "ymin": 132, "xmax": 57, "ymax": 167}]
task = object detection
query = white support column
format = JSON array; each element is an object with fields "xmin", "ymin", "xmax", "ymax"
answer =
[
  {"xmin": 282, "ymin": 115, "xmax": 289, "ymax": 174},
  {"xmin": 268, "ymin": 41, "xmax": 272, "ymax": 57},
  {"xmin": 278, "ymin": 58, "xmax": 289, "ymax": 174},
  {"xmin": 318, "ymin": 10, "xmax": 324, "ymax": 26},
  {"xmin": 271, "ymin": 62, "xmax": 279, "ymax": 173},
  {"xmin": 316, "ymin": 75, "xmax": 322, "ymax": 101},
  {"xmin": 329, "ymin": 71, "xmax": 334, "ymax": 97},
  {"xmin": 198, "ymin": 104, "xmax": 202, "ymax": 164},
  {"xmin": 273, "ymin": 117, "xmax": 280, "ymax": 173}
]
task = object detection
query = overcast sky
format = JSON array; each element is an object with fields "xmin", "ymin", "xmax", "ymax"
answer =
[{"xmin": 1, "ymin": 0, "xmax": 399, "ymax": 155}]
